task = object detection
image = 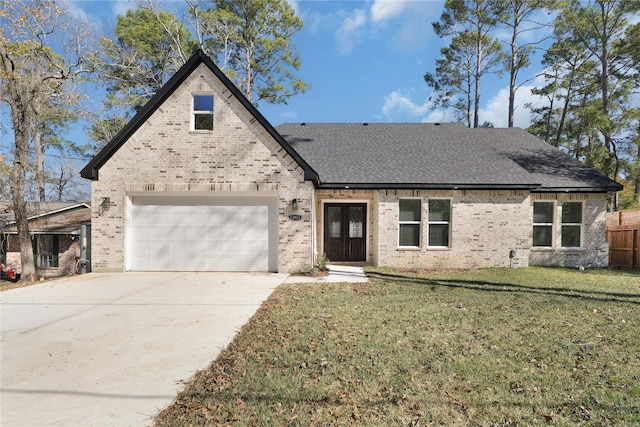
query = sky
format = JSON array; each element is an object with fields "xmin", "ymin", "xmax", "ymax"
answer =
[
  {"xmin": 64, "ymin": 0, "xmax": 557, "ymax": 130},
  {"xmin": 2, "ymin": 0, "xmax": 558, "ymax": 200}
]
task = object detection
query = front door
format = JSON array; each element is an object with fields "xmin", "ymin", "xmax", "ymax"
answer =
[{"xmin": 324, "ymin": 203, "xmax": 366, "ymax": 262}]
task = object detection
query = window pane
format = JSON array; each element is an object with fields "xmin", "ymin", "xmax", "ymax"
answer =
[
  {"xmin": 533, "ymin": 202, "xmax": 554, "ymax": 223},
  {"xmin": 429, "ymin": 199, "xmax": 450, "ymax": 222},
  {"xmin": 429, "ymin": 224, "xmax": 449, "ymax": 247},
  {"xmin": 327, "ymin": 207, "xmax": 341, "ymax": 238},
  {"xmin": 533, "ymin": 225, "xmax": 552, "ymax": 246},
  {"xmin": 193, "ymin": 95, "xmax": 213, "ymax": 111},
  {"xmin": 399, "ymin": 199, "xmax": 421, "ymax": 222},
  {"xmin": 562, "ymin": 203, "xmax": 582, "ymax": 224},
  {"xmin": 399, "ymin": 224, "xmax": 420, "ymax": 246},
  {"xmin": 194, "ymin": 114, "xmax": 213, "ymax": 130},
  {"xmin": 349, "ymin": 207, "xmax": 363, "ymax": 238},
  {"xmin": 562, "ymin": 225, "xmax": 581, "ymax": 247}
]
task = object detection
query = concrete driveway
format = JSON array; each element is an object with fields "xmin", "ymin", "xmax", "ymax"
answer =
[{"xmin": 0, "ymin": 272, "xmax": 287, "ymax": 427}]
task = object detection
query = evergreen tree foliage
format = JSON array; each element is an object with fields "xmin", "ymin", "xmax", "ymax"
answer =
[
  {"xmin": 426, "ymin": 0, "xmax": 507, "ymax": 128},
  {"xmin": 527, "ymin": 0, "xmax": 640, "ymax": 189}
]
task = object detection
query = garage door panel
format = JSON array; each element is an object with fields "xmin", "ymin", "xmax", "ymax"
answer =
[{"xmin": 131, "ymin": 196, "xmax": 276, "ymax": 272}]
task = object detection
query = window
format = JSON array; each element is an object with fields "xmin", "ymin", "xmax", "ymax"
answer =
[
  {"xmin": 193, "ymin": 94, "xmax": 214, "ymax": 130},
  {"xmin": 533, "ymin": 202, "xmax": 554, "ymax": 247},
  {"xmin": 399, "ymin": 199, "xmax": 421, "ymax": 247},
  {"xmin": 428, "ymin": 199, "xmax": 451, "ymax": 247},
  {"xmin": 33, "ymin": 235, "xmax": 58, "ymax": 268},
  {"xmin": 561, "ymin": 202, "xmax": 583, "ymax": 248}
]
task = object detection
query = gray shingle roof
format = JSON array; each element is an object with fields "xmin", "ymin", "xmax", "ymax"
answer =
[{"xmin": 276, "ymin": 123, "xmax": 622, "ymax": 192}]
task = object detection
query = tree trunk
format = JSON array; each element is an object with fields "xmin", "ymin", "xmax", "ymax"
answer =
[
  {"xmin": 473, "ymin": 35, "xmax": 482, "ymax": 128},
  {"xmin": 598, "ymin": 0, "xmax": 615, "ymax": 178},
  {"xmin": 9, "ymin": 109, "xmax": 36, "ymax": 281},
  {"xmin": 543, "ymin": 93, "xmax": 554, "ymax": 144},
  {"xmin": 635, "ymin": 123, "xmax": 640, "ymax": 207},
  {"xmin": 244, "ymin": 38, "xmax": 253, "ymax": 102},
  {"xmin": 555, "ymin": 71, "xmax": 575, "ymax": 149},
  {"xmin": 508, "ymin": 25, "xmax": 517, "ymax": 128},
  {"xmin": 34, "ymin": 128, "xmax": 46, "ymax": 202},
  {"xmin": 466, "ymin": 74, "xmax": 472, "ymax": 128}
]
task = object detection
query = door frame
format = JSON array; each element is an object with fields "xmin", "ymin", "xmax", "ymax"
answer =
[{"xmin": 320, "ymin": 200, "xmax": 369, "ymax": 263}]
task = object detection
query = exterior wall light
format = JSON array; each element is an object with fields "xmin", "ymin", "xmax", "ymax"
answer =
[
  {"xmin": 292, "ymin": 199, "xmax": 298, "ymax": 211},
  {"xmin": 100, "ymin": 197, "xmax": 111, "ymax": 214}
]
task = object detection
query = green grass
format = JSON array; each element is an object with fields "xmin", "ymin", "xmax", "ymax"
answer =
[{"xmin": 154, "ymin": 267, "xmax": 640, "ymax": 426}]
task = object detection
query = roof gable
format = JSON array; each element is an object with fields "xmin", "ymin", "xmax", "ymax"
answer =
[{"xmin": 81, "ymin": 50, "xmax": 318, "ymax": 183}]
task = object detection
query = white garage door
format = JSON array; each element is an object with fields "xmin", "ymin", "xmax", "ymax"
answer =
[{"xmin": 130, "ymin": 196, "xmax": 277, "ymax": 272}]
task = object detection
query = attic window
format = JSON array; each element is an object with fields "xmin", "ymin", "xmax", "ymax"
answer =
[{"xmin": 193, "ymin": 94, "xmax": 214, "ymax": 130}]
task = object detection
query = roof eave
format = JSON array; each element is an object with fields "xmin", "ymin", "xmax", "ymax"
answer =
[
  {"xmin": 2, "ymin": 203, "xmax": 90, "ymax": 227},
  {"xmin": 532, "ymin": 185, "xmax": 623, "ymax": 193},
  {"xmin": 316, "ymin": 183, "xmax": 541, "ymax": 190}
]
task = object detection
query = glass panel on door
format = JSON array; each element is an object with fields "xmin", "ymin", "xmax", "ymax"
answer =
[
  {"xmin": 349, "ymin": 206, "xmax": 363, "ymax": 238},
  {"xmin": 328, "ymin": 206, "xmax": 342, "ymax": 238}
]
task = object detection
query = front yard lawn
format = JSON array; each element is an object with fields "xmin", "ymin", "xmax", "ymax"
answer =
[{"xmin": 155, "ymin": 267, "xmax": 640, "ymax": 426}]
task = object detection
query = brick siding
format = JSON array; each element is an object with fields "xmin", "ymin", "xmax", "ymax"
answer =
[
  {"xmin": 315, "ymin": 189, "xmax": 609, "ymax": 269},
  {"xmin": 4, "ymin": 234, "xmax": 80, "ymax": 276},
  {"xmin": 91, "ymin": 63, "xmax": 314, "ymax": 273},
  {"xmin": 529, "ymin": 193, "xmax": 609, "ymax": 268}
]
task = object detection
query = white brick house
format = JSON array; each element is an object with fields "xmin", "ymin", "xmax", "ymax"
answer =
[{"xmin": 82, "ymin": 50, "xmax": 622, "ymax": 273}]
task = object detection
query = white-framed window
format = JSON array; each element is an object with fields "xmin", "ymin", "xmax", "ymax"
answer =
[
  {"xmin": 192, "ymin": 94, "xmax": 214, "ymax": 130},
  {"xmin": 561, "ymin": 202, "xmax": 583, "ymax": 248},
  {"xmin": 428, "ymin": 199, "xmax": 451, "ymax": 247},
  {"xmin": 533, "ymin": 201, "xmax": 554, "ymax": 247},
  {"xmin": 33, "ymin": 235, "xmax": 59, "ymax": 268},
  {"xmin": 399, "ymin": 199, "xmax": 421, "ymax": 247}
]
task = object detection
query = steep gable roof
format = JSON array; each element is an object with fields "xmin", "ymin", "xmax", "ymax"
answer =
[
  {"xmin": 276, "ymin": 123, "xmax": 622, "ymax": 192},
  {"xmin": 81, "ymin": 50, "xmax": 318, "ymax": 183}
]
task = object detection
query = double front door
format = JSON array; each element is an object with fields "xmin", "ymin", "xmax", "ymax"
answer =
[{"xmin": 324, "ymin": 203, "xmax": 366, "ymax": 262}]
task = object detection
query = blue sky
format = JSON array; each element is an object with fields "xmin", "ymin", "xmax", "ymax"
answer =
[{"xmin": 66, "ymin": 0, "xmax": 556, "ymax": 129}]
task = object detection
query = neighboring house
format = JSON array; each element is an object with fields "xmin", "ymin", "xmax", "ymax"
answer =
[
  {"xmin": 81, "ymin": 50, "xmax": 622, "ymax": 273},
  {"xmin": 1, "ymin": 202, "xmax": 91, "ymax": 277}
]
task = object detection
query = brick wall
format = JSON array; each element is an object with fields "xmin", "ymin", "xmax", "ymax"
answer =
[
  {"xmin": 314, "ymin": 189, "xmax": 609, "ymax": 269},
  {"xmin": 315, "ymin": 189, "xmax": 378, "ymax": 265},
  {"xmin": 3, "ymin": 234, "xmax": 80, "ymax": 276},
  {"xmin": 376, "ymin": 189, "xmax": 531, "ymax": 269},
  {"xmin": 529, "ymin": 193, "xmax": 609, "ymax": 268},
  {"xmin": 90, "ymin": 63, "xmax": 314, "ymax": 273}
]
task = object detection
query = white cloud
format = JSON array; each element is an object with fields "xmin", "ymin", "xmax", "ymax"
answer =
[
  {"xmin": 478, "ymin": 87, "xmax": 511, "ymax": 128},
  {"xmin": 371, "ymin": 0, "xmax": 409, "ymax": 22},
  {"xmin": 112, "ymin": 0, "xmax": 133, "ymax": 17},
  {"xmin": 279, "ymin": 110, "xmax": 299, "ymax": 121},
  {"xmin": 370, "ymin": 1, "xmax": 442, "ymax": 52},
  {"xmin": 479, "ymin": 85, "xmax": 545, "ymax": 128},
  {"xmin": 65, "ymin": 1, "xmax": 90, "ymax": 22},
  {"xmin": 65, "ymin": 0, "xmax": 133, "ymax": 33},
  {"xmin": 335, "ymin": 9, "xmax": 367, "ymax": 55},
  {"xmin": 381, "ymin": 81, "xmax": 549, "ymax": 127},
  {"xmin": 287, "ymin": 0, "xmax": 301, "ymax": 16},
  {"xmin": 381, "ymin": 90, "xmax": 430, "ymax": 120},
  {"xmin": 423, "ymin": 109, "xmax": 458, "ymax": 124}
]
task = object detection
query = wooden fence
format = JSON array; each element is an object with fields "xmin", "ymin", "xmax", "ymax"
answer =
[{"xmin": 607, "ymin": 209, "xmax": 640, "ymax": 268}]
